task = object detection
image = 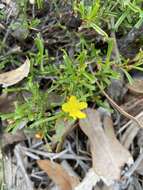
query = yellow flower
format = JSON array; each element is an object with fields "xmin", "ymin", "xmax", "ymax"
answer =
[{"xmin": 62, "ymin": 96, "xmax": 87, "ymax": 119}]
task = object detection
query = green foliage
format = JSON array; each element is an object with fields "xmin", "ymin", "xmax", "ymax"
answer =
[
  {"xmin": 120, "ymin": 50, "xmax": 143, "ymax": 83},
  {"xmin": 0, "ymin": 10, "xmax": 6, "ymax": 20},
  {"xmin": 56, "ymin": 50, "xmax": 96, "ymax": 99},
  {"xmin": 74, "ymin": 0, "xmax": 143, "ymax": 36},
  {"xmin": 28, "ymin": 18, "xmax": 41, "ymax": 28},
  {"xmin": 1, "ymin": 78, "xmax": 49, "ymax": 132},
  {"xmin": 10, "ymin": 18, "xmax": 28, "ymax": 31},
  {"xmin": 73, "ymin": 0, "xmax": 108, "ymax": 38},
  {"xmin": 73, "ymin": 0, "xmax": 100, "ymax": 22},
  {"xmin": 35, "ymin": 34, "xmax": 44, "ymax": 71},
  {"xmin": 36, "ymin": 0, "xmax": 44, "ymax": 9}
]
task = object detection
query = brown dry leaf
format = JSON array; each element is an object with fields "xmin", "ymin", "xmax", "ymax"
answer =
[
  {"xmin": 121, "ymin": 112, "xmax": 143, "ymax": 149},
  {"xmin": 37, "ymin": 160, "xmax": 80, "ymax": 190},
  {"xmin": 2, "ymin": 130, "xmax": 26, "ymax": 148},
  {"xmin": 2, "ymin": 0, "xmax": 11, "ymax": 5},
  {"xmin": 74, "ymin": 168, "xmax": 100, "ymax": 190},
  {"xmin": 79, "ymin": 109, "xmax": 133, "ymax": 183},
  {"xmin": 0, "ymin": 93, "xmax": 18, "ymax": 113},
  {"xmin": 0, "ymin": 58, "xmax": 30, "ymax": 87},
  {"xmin": 127, "ymin": 79, "xmax": 143, "ymax": 95}
]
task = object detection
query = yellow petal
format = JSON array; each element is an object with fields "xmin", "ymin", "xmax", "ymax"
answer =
[
  {"xmin": 62, "ymin": 103, "xmax": 70, "ymax": 112},
  {"xmin": 69, "ymin": 111, "xmax": 77, "ymax": 119},
  {"xmin": 69, "ymin": 96, "xmax": 77, "ymax": 103},
  {"xmin": 75, "ymin": 111, "xmax": 86, "ymax": 119},
  {"xmin": 78, "ymin": 102, "xmax": 87, "ymax": 109}
]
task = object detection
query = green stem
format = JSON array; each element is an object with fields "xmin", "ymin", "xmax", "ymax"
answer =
[{"xmin": 29, "ymin": 112, "xmax": 63, "ymax": 128}]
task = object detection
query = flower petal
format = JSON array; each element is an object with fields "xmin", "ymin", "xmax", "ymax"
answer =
[
  {"xmin": 62, "ymin": 103, "xmax": 70, "ymax": 112},
  {"xmin": 69, "ymin": 96, "xmax": 77, "ymax": 103},
  {"xmin": 78, "ymin": 102, "xmax": 87, "ymax": 109},
  {"xmin": 62, "ymin": 96, "xmax": 87, "ymax": 119},
  {"xmin": 75, "ymin": 111, "xmax": 86, "ymax": 119},
  {"xmin": 69, "ymin": 111, "xmax": 77, "ymax": 119}
]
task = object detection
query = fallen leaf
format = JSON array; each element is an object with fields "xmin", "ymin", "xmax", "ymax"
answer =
[
  {"xmin": 127, "ymin": 79, "xmax": 143, "ymax": 95},
  {"xmin": 37, "ymin": 160, "xmax": 80, "ymax": 190},
  {"xmin": 0, "ymin": 58, "xmax": 30, "ymax": 87},
  {"xmin": 2, "ymin": 130, "xmax": 26, "ymax": 146},
  {"xmin": 29, "ymin": 0, "xmax": 35, "ymax": 4},
  {"xmin": 79, "ymin": 109, "xmax": 133, "ymax": 184},
  {"xmin": 3, "ymin": 0, "xmax": 11, "ymax": 5},
  {"xmin": 54, "ymin": 118, "xmax": 75, "ymax": 143},
  {"xmin": 135, "ymin": 159, "xmax": 143, "ymax": 176},
  {"xmin": 121, "ymin": 112, "xmax": 143, "ymax": 149},
  {"xmin": 74, "ymin": 168, "xmax": 100, "ymax": 190},
  {"xmin": 2, "ymin": 130, "xmax": 26, "ymax": 155}
]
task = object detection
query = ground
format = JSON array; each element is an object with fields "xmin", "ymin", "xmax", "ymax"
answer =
[{"xmin": 0, "ymin": 0, "xmax": 143, "ymax": 190}]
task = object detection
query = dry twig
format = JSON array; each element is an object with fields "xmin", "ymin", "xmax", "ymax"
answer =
[{"xmin": 95, "ymin": 80, "xmax": 142, "ymax": 129}]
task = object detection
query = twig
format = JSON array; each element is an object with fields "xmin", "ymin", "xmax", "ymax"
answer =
[
  {"xmin": 22, "ymin": 147, "xmax": 91, "ymax": 161},
  {"xmin": 123, "ymin": 152, "xmax": 143, "ymax": 179},
  {"xmin": 117, "ymin": 111, "xmax": 143, "ymax": 134},
  {"xmin": 95, "ymin": 80, "xmax": 142, "ymax": 129},
  {"xmin": 66, "ymin": 141, "xmax": 89, "ymax": 173},
  {"xmin": 24, "ymin": 150, "xmax": 40, "ymax": 160},
  {"xmin": 14, "ymin": 145, "xmax": 33, "ymax": 190},
  {"xmin": 2, "ymin": 20, "xmax": 14, "ymax": 46}
]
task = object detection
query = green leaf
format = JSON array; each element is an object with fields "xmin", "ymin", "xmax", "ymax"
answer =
[
  {"xmin": 114, "ymin": 11, "xmax": 128, "ymax": 30},
  {"xmin": 122, "ymin": 69, "xmax": 133, "ymax": 84},
  {"xmin": 55, "ymin": 118, "xmax": 75, "ymax": 142},
  {"xmin": 90, "ymin": 23, "xmax": 108, "ymax": 38}
]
